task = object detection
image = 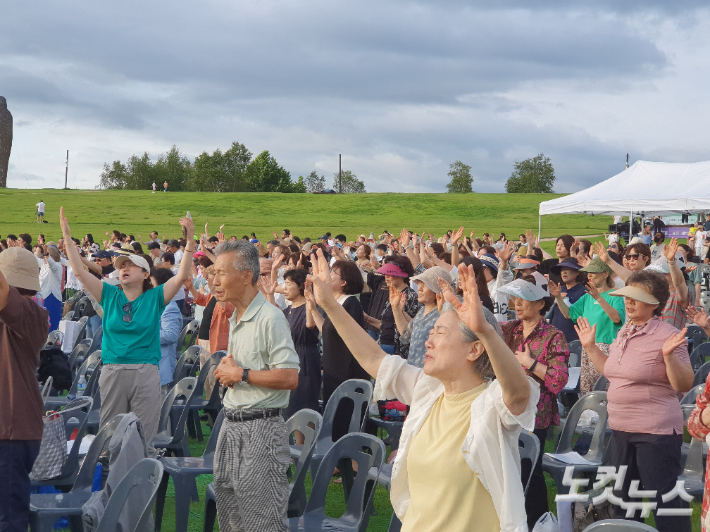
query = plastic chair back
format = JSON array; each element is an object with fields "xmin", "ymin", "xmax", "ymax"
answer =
[
  {"xmin": 519, "ymin": 431, "xmax": 540, "ymax": 495},
  {"xmin": 580, "ymin": 519, "xmax": 661, "ymax": 531},
  {"xmin": 72, "ymin": 414, "xmax": 125, "ymax": 492},
  {"xmin": 73, "ymin": 296, "xmax": 90, "ymax": 318},
  {"xmin": 173, "ymin": 345, "xmax": 202, "ymax": 384},
  {"xmin": 58, "ymin": 397, "xmax": 93, "ymax": 479},
  {"xmin": 694, "ymin": 342, "xmax": 710, "ymax": 365},
  {"xmin": 321, "ymin": 379, "xmax": 373, "ymax": 443},
  {"xmin": 200, "ymin": 350, "xmax": 227, "ymax": 410},
  {"xmin": 593, "ymin": 375, "xmax": 609, "ymax": 391},
  {"xmin": 287, "ymin": 408, "xmax": 323, "ymax": 517},
  {"xmin": 568, "ymin": 339, "xmax": 582, "ymax": 357},
  {"xmin": 87, "ymin": 326, "xmax": 102, "ymax": 354},
  {"xmin": 68, "ymin": 350, "xmax": 102, "ymax": 396},
  {"xmin": 694, "ymin": 360, "xmax": 710, "ymax": 387},
  {"xmin": 686, "ymin": 325, "xmax": 708, "ymax": 346},
  {"xmin": 681, "ymin": 384, "xmax": 704, "ymax": 406},
  {"xmin": 157, "ymin": 377, "xmax": 198, "ymax": 444},
  {"xmin": 306, "ymin": 433, "xmax": 385, "ymax": 530},
  {"xmin": 176, "ymin": 319, "xmax": 199, "ymax": 357},
  {"xmin": 67, "ymin": 339, "xmax": 92, "ymax": 378},
  {"xmin": 556, "ymin": 391, "xmax": 609, "ymax": 465},
  {"xmin": 203, "ymin": 410, "xmax": 225, "ymax": 456},
  {"xmin": 95, "ymin": 458, "xmax": 163, "ymax": 532},
  {"xmin": 194, "ymin": 351, "xmax": 225, "ymax": 398},
  {"xmin": 43, "ymin": 330, "xmax": 64, "ymax": 350},
  {"xmin": 64, "ymin": 310, "xmax": 75, "ymax": 321}
]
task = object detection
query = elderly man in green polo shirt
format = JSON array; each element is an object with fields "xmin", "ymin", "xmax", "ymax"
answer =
[{"xmin": 211, "ymin": 240, "xmax": 299, "ymax": 531}]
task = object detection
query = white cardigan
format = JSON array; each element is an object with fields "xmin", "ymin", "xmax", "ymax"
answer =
[{"xmin": 374, "ymin": 355, "xmax": 540, "ymax": 532}]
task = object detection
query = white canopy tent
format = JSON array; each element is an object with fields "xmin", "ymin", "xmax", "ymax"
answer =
[{"xmin": 538, "ymin": 160, "xmax": 710, "ymax": 236}]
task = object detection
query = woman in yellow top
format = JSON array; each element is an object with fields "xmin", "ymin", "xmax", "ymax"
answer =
[{"xmin": 306, "ymin": 249, "xmax": 539, "ymax": 532}]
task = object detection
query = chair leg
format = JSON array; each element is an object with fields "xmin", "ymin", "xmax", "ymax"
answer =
[
  {"xmin": 203, "ymin": 498, "xmax": 217, "ymax": 532},
  {"xmin": 194, "ymin": 408, "xmax": 204, "ymax": 442},
  {"xmin": 172, "ymin": 476, "xmax": 196, "ymax": 532},
  {"xmin": 68, "ymin": 514, "xmax": 84, "ymax": 532},
  {"xmin": 186, "ymin": 409, "xmax": 197, "ymax": 440},
  {"xmin": 154, "ymin": 470, "xmax": 171, "ymax": 532},
  {"xmin": 30, "ymin": 512, "xmax": 60, "ymax": 532}
]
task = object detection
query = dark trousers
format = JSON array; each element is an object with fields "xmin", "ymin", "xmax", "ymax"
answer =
[
  {"xmin": 522, "ymin": 427, "xmax": 549, "ymax": 529},
  {"xmin": 0, "ymin": 440, "xmax": 41, "ymax": 532},
  {"xmin": 609, "ymin": 430, "xmax": 691, "ymax": 532}
]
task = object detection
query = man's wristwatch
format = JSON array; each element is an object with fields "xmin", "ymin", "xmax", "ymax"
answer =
[{"xmin": 241, "ymin": 368, "xmax": 250, "ymax": 384}]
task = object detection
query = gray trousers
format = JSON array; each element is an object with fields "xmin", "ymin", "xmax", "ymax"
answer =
[
  {"xmin": 99, "ymin": 364, "xmax": 161, "ymax": 455},
  {"xmin": 213, "ymin": 411, "xmax": 290, "ymax": 532}
]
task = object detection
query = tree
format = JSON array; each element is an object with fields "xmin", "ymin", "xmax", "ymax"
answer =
[
  {"xmin": 97, "ymin": 160, "xmax": 129, "ymax": 189},
  {"xmin": 304, "ymin": 170, "xmax": 326, "ymax": 193},
  {"xmin": 505, "ymin": 153, "xmax": 556, "ymax": 193},
  {"xmin": 154, "ymin": 145, "xmax": 191, "ymax": 191},
  {"xmin": 446, "ymin": 161, "xmax": 473, "ymax": 193},
  {"xmin": 332, "ymin": 170, "xmax": 366, "ymax": 193},
  {"xmin": 245, "ymin": 150, "xmax": 295, "ymax": 192}
]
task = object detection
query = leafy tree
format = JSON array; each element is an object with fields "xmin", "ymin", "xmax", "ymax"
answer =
[
  {"xmin": 332, "ymin": 170, "xmax": 366, "ymax": 193},
  {"xmin": 291, "ymin": 175, "xmax": 307, "ymax": 193},
  {"xmin": 245, "ymin": 151, "xmax": 294, "ymax": 192},
  {"xmin": 190, "ymin": 150, "xmax": 226, "ymax": 192},
  {"xmin": 446, "ymin": 161, "xmax": 473, "ymax": 193},
  {"xmin": 125, "ymin": 152, "xmax": 156, "ymax": 191},
  {"xmin": 304, "ymin": 170, "xmax": 326, "ymax": 193},
  {"xmin": 97, "ymin": 161, "xmax": 129, "ymax": 189},
  {"xmin": 154, "ymin": 145, "xmax": 191, "ymax": 191},
  {"xmin": 505, "ymin": 153, "xmax": 556, "ymax": 193},
  {"xmin": 221, "ymin": 142, "xmax": 252, "ymax": 192}
]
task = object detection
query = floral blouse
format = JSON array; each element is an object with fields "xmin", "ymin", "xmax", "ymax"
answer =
[
  {"xmin": 380, "ymin": 286, "xmax": 422, "ymax": 359},
  {"xmin": 502, "ymin": 319, "xmax": 570, "ymax": 429}
]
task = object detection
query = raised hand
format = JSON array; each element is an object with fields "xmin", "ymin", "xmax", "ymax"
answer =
[
  {"xmin": 257, "ymin": 276, "xmax": 277, "ymax": 295},
  {"xmin": 664, "ymin": 238, "xmax": 679, "ymax": 262},
  {"xmin": 400, "ymin": 228, "xmax": 410, "ymax": 248},
  {"xmin": 307, "ymin": 248, "xmax": 336, "ymax": 309},
  {"xmin": 60, "ymin": 207, "xmax": 72, "ymax": 239},
  {"xmin": 183, "ymin": 277, "xmax": 194, "ymax": 291},
  {"xmin": 451, "ymin": 226, "xmax": 465, "ymax": 244},
  {"xmin": 687, "ymin": 306, "xmax": 709, "ymax": 329},
  {"xmin": 272, "ymin": 253, "xmax": 284, "ymax": 270},
  {"xmin": 577, "ymin": 254, "xmax": 591, "ymax": 268},
  {"xmin": 389, "ymin": 284, "xmax": 405, "ymax": 311},
  {"xmin": 573, "ymin": 317, "xmax": 598, "ymax": 348},
  {"xmin": 499, "ymin": 241, "xmax": 516, "ymax": 262},
  {"xmin": 548, "ymin": 279, "xmax": 562, "ymax": 298},
  {"xmin": 662, "ymin": 328, "xmax": 687, "ymax": 357},
  {"xmin": 586, "ymin": 279, "xmax": 601, "ymax": 301},
  {"xmin": 593, "ymin": 241, "xmax": 610, "ymax": 263},
  {"xmin": 304, "ymin": 288, "xmax": 317, "ymax": 311},
  {"xmin": 525, "ymin": 229, "xmax": 534, "ymax": 245},
  {"xmin": 179, "ymin": 215, "xmax": 195, "ymax": 240},
  {"xmin": 572, "ymin": 237, "xmax": 581, "ymax": 257},
  {"xmin": 443, "ymin": 264, "xmax": 493, "ymax": 335}
]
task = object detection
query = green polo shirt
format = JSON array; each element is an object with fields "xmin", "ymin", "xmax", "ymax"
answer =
[
  {"xmin": 569, "ymin": 291, "xmax": 626, "ymax": 344},
  {"xmin": 223, "ymin": 291, "xmax": 300, "ymax": 410}
]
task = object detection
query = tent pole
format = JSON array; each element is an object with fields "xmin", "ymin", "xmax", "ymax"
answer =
[
  {"xmin": 629, "ymin": 206, "xmax": 633, "ymax": 244},
  {"xmin": 538, "ymin": 214, "xmax": 541, "ymax": 241}
]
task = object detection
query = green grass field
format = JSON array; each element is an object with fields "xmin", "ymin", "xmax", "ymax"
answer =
[{"xmin": 0, "ymin": 189, "xmax": 612, "ymax": 252}]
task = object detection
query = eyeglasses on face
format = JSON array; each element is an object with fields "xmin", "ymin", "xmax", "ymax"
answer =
[
  {"xmin": 122, "ymin": 301, "xmax": 133, "ymax": 323},
  {"xmin": 624, "ymin": 253, "xmax": 641, "ymax": 261}
]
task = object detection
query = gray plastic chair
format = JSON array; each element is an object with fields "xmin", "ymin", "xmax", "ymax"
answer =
[
  {"xmin": 288, "ymin": 432, "xmax": 385, "ymax": 532},
  {"xmin": 155, "ymin": 410, "xmax": 225, "ymax": 532},
  {"xmin": 153, "ymin": 377, "xmax": 198, "ymax": 457},
  {"xmin": 679, "ymin": 405, "xmax": 705, "ymax": 498},
  {"xmin": 693, "ymin": 342, "xmax": 710, "ymax": 366},
  {"xmin": 72, "ymin": 316, "xmax": 90, "ymax": 345},
  {"xmin": 593, "ymin": 375, "xmax": 609, "ymax": 391},
  {"xmin": 29, "ymin": 414, "xmax": 125, "ymax": 532},
  {"xmin": 686, "ymin": 325, "xmax": 708, "ymax": 346},
  {"xmin": 176, "ymin": 319, "xmax": 199, "ymax": 358},
  {"xmin": 172, "ymin": 345, "xmax": 202, "ymax": 386},
  {"xmin": 87, "ymin": 325, "xmax": 102, "ymax": 354},
  {"xmin": 94, "ymin": 458, "xmax": 164, "ymax": 532},
  {"xmin": 186, "ymin": 351, "xmax": 225, "ymax": 442},
  {"xmin": 43, "ymin": 330, "xmax": 64, "ymax": 350},
  {"xmin": 293, "ymin": 379, "xmax": 373, "ymax": 481},
  {"xmin": 45, "ymin": 350, "xmax": 102, "ymax": 411},
  {"xmin": 543, "ymin": 391, "xmax": 609, "ymax": 495},
  {"xmin": 63, "ymin": 310, "xmax": 75, "ymax": 321},
  {"xmin": 31, "ymin": 396, "xmax": 93, "ymax": 490},
  {"xmin": 202, "ymin": 408, "xmax": 324, "ymax": 532},
  {"xmin": 694, "ymin": 360, "xmax": 710, "ymax": 387},
  {"xmin": 681, "ymin": 384, "xmax": 704, "ymax": 406},
  {"xmin": 568, "ymin": 340, "xmax": 582, "ymax": 361},
  {"xmin": 67, "ymin": 339, "xmax": 91, "ymax": 379},
  {"xmin": 519, "ymin": 431, "xmax": 541, "ymax": 495},
  {"xmin": 581, "ymin": 520, "xmax": 658, "ymax": 531}
]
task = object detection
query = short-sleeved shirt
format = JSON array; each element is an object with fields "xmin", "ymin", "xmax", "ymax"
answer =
[
  {"xmin": 223, "ymin": 291, "xmax": 300, "ymax": 410},
  {"xmin": 0, "ymin": 287, "xmax": 49, "ymax": 440},
  {"xmin": 36, "ymin": 201, "xmax": 45, "ymax": 213},
  {"xmin": 100, "ymin": 283, "xmax": 166, "ymax": 365},
  {"xmin": 605, "ymin": 318, "xmax": 689, "ymax": 434},
  {"xmin": 569, "ymin": 291, "xmax": 626, "ymax": 344}
]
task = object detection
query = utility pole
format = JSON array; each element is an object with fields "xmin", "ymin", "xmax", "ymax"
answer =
[
  {"xmin": 64, "ymin": 150, "xmax": 69, "ymax": 188},
  {"xmin": 625, "ymin": 153, "xmax": 629, "ymax": 169},
  {"xmin": 339, "ymin": 154, "xmax": 342, "ymax": 193}
]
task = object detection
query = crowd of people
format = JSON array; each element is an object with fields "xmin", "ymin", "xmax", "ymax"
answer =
[{"xmin": 2, "ymin": 213, "xmax": 710, "ymax": 531}]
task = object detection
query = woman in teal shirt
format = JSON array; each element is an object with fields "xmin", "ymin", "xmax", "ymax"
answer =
[
  {"xmin": 60, "ymin": 207, "xmax": 195, "ymax": 448},
  {"xmin": 550, "ymin": 257, "xmax": 625, "ymax": 394}
]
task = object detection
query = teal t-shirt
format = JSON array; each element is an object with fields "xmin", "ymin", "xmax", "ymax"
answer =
[
  {"xmin": 569, "ymin": 291, "xmax": 626, "ymax": 344},
  {"xmin": 100, "ymin": 283, "xmax": 166, "ymax": 365}
]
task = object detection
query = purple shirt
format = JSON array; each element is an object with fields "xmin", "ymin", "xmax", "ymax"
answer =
[{"xmin": 605, "ymin": 318, "xmax": 690, "ymax": 435}]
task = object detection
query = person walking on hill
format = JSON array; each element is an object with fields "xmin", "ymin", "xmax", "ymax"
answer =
[
  {"xmin": 36, "ymin": 200, "xmax": 45, "ymax": 224},
  {"xmin": 152, "ymin": 181, "xmax": 156, "ymax": 193},
  {"xmin": 163, "ymin": 180, "xmax": 168, "ymax": 193}
]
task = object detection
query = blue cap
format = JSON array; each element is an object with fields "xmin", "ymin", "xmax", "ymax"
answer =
[{"xmin": 480, "ymin": 253, "xmax": 500, "ymax": 274}]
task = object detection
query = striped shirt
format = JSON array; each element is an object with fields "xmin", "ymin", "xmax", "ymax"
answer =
[{"xmin": 660, "ymin": 291, "xmax": 687, "ymax": 330}]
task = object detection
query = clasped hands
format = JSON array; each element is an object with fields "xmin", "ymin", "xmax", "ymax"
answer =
[{"xmin": 214, "ymin": 355, "xmax": 244, "ymax": 388}]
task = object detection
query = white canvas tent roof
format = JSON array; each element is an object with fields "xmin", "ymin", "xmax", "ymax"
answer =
[{"xmin": 539, "ymin": 160, "xmax": 710, "ymax": 216}]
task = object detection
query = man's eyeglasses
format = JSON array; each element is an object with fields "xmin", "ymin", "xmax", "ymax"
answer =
[
  {"xmin": 624, "ymin": 253, "xmax": 641, "ymax": 261},
  {"xmin": 122, "ymin": 301, "xmax": 133, "ymax": 323}
]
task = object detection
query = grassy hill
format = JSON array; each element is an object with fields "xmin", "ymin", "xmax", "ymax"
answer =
[{"xmin": 0, "ymin": 189, "xmax": 610, "ymax": 251}]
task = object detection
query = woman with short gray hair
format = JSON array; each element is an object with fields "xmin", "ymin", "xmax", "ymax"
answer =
[{"xmin": 307, "ymin": 249, "xmax": 538, "ymax": 532}]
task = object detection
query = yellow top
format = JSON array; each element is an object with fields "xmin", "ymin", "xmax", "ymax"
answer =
[
  {"xmin": 402, "ymin": 382, "xmax": 500, "ymax": 532},
  {"xmin": 689, "ymin": 227, "xmax": 698, "ymax": 236}
]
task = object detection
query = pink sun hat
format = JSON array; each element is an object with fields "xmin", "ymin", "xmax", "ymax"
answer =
[{"xmin": 377, "ymin": 262, "xmax": 408, "ymax": 278}]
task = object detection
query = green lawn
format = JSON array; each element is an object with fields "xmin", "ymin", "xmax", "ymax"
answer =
[{"xmin": 0, "ymin": 189, "xmax": 613, "ymax": 253}]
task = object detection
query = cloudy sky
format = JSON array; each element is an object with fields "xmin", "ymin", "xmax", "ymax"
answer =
[{"xmin": 2, "ymin": 1, "xmax": 709, "ymax": 192}]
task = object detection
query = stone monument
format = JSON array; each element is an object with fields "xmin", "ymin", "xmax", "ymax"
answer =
[{"xmin": 0, "ymin": 96, "xmax": 13, "ymax": 188}]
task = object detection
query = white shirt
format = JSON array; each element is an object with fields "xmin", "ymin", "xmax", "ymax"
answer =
[
  {"xmin": 36, "ymin": 201, "xmax": 45, "ymax": 213},
  {"xmin": 170, "ymin": 267, "xmax": 185, "ymax": 300},
  {"xmin": 488, "ymin": 268, "xmax": 514, "ymax": 322},
  {"xmin": 650, "ymin": 243, "xmax": 665, "ymax": 262},
  {"xmin": 608, "ymin": 233, "xmax": 619, "ymax": 244},
  {"xmin": 374, "ymin": 355, "xmax": 539, "ymax": 532},
  {"xmin": 37, "ymin": 256, "xmax": 63, "ymax": 300},
  {"xmin": 174, "ymin": 249, "xmax": 184, "ymax": 267},
  {"xmin": 60, "ymin": 257, "xmax": 83, "ymax": 290},
  {"xmin": 696, "ymin": 231, "xmax": 707, "ymax": 253}
]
